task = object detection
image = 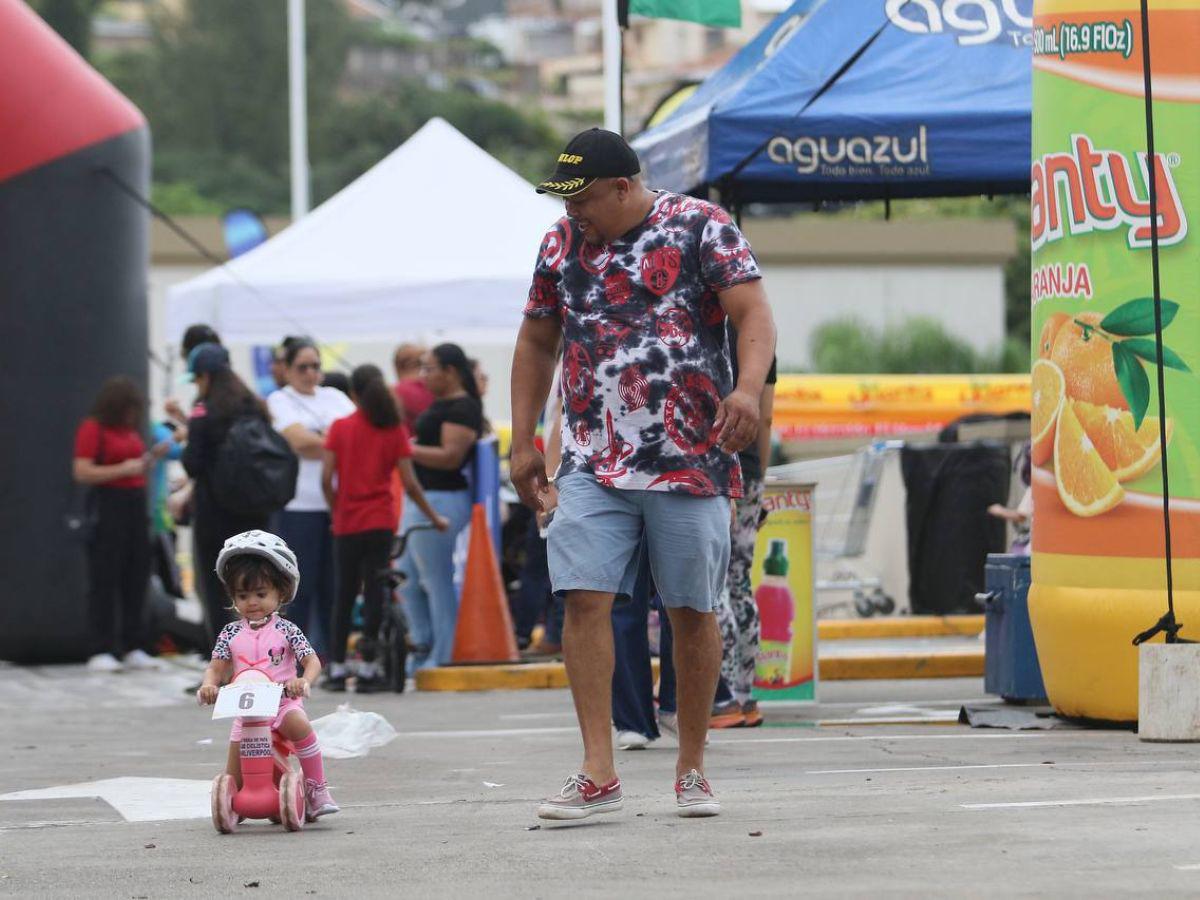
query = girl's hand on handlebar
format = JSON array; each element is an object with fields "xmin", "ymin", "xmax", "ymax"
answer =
[
  {"xmin": 197, "ymin": 684, "xmax": 219, "ymax": 705},
  {"xmin": 432, "ymin": 514, "xmax": 450, "ymax": 532},
  {"xmin": 285, "ymin": 677, "xmax": 311, "ymax": 699}
]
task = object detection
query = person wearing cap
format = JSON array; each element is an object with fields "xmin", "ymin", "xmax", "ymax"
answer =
[
  {"xmin": 512, "ymin": 128, "xmax": 777, "ymax": 820},
  {"xmin": 181, "ymin": 343, "xmax": 275, "ymax": 652}
]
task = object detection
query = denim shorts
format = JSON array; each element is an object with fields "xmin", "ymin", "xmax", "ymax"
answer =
[{"xmin": 547, "ymin": 473, "xmax": 731, "ymax": 613}]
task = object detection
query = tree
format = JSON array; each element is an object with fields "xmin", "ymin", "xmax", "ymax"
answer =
[
  {"xmin": 810, "ymin": 316, "xmax": 1025, "ymax": 375},
  {"xmin": 96, "ymin": 0, "xmax": 562, "ymax": 214},
  {"xmin": 29, "ymin": 0, "xmax": 102, "ymax": 59}
]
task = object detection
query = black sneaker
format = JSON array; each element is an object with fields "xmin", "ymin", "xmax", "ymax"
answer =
[
  {"xmin": 355, "ymin": 673, "xmax": 385, "ymax": 694},
  {"xmin": 322, "ymin": 673, "xmax": 348, "ymax": 692}
]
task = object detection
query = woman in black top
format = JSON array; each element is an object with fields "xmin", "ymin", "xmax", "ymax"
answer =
[
  {"xmin": 180, "ymin": 343, "xmax": 273, "ymax": 651},
  {"xmin": 400, "ymin": 343, "xmax": 484, "ymax": 669}
]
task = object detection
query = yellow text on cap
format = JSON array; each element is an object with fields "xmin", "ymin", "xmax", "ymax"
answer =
[{"xmin": 558, "ymin": 153, "xmax": 583, "ymax": 164}]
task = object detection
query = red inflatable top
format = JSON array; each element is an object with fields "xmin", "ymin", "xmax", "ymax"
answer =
[{"xmin": 0, "ymin": 0, "xmax": 145, "ymax": 184}]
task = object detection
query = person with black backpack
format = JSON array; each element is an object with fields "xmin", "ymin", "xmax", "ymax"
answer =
[{"xmin": 182, "ymin": 343, "xmax": 298, "ymax": 651}]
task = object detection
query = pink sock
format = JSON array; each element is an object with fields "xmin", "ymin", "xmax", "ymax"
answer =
[{"xmin": 293, "ymin": 733, "xmax": 326, "ymax": 785}]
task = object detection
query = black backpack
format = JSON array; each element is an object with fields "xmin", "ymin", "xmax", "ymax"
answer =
[{"xmin": 209, "ymin": 415, "xmax": 299, "ymax": 517}]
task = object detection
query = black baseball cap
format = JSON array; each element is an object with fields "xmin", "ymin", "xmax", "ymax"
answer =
[
  {"xmin": 186, "ymin": 342, "xmax": 231, "ymax": 380},
  {"xmin": 536, "ymin": 128, "xmax": 642, "ymax": 198}
]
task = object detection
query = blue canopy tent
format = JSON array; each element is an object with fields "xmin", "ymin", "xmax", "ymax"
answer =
[{"xmin": 632, "ymin": 0, "xmax": 1032, "ymax": 204}]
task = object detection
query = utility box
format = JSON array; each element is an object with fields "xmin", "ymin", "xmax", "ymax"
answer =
[{"xmin": 980, "ymin": 555, "xmax": 1047, "ymax": 702}]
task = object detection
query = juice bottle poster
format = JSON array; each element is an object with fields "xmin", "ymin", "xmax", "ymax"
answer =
[
  {"xmin": 751, "ymin": 482, "xmax": 817, "ymax": 702},
  {"xmin": 1029, "ymin": 0, "xmax": 1200, "ymax": 720}
]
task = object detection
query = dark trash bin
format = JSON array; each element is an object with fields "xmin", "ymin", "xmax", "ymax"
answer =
[{"xmin": 979, "ymin": 554, "xmax": 1047, "ymax": 702}]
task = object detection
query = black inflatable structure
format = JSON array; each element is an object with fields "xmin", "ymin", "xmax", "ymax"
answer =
[{"xmin": 0, "ymin": 0, "xmax": 150, "ymax": 662}]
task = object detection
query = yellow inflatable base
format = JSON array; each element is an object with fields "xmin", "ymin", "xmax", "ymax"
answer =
[{"xmin": 1028, "ymin": 583, "xmax": 1200, "ymax": 722}]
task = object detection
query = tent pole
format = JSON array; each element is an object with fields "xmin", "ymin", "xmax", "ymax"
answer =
[
  {"xmin": 603, "ymin": 0, "xmax": 624, "ymax": 133},
  {"xmin": 287, "ymin": 0, "xmax": 310, "ymax": 219}
]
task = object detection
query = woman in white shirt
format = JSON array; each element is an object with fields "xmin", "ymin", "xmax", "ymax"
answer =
[{"xmin": 267, "ymin": 340, "xmax": 354, "ymax": 656}]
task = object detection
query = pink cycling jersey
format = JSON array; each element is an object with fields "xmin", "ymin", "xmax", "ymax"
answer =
[
  {"xmin": 213, "ymin": 614, "xmax": 315, "ymax": 743},
  {"xmin": 212, "ymin": 613, "xmax": 314, "ymax": 681}
]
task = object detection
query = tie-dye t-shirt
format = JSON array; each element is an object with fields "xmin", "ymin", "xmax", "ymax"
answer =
[{"xmin": 524, "ymin": 192, "xmax": 761, "ymax": 497}]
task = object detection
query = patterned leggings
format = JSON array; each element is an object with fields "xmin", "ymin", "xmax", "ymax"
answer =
[{"xmin": 716, "ymin": 478, "xmax": 764, "ymax": 703}]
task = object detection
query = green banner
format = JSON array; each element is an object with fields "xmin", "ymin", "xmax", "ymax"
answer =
[{"xmin": 628, "ymin": 0, "xmax": 741, "ymax": 28}]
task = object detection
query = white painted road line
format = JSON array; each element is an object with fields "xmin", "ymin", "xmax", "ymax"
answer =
[
  {"xmin": 498, "ymin": 712, "xmax": 578, "ymax": 721},
  {"xmin": 812, "ymin": 760, "xmax": 1196, "ymax": 775},
  {"xmin": 1175, "ymin": 864, "xmax": 1200, "ymax": 871},
  {"xmin": 713, "ymin": 733, "xmax": 1047, "ymax": 745},
  {"xmin": 392, "ymin": 727, "xmax": 1048, "ymax": 742},
  {"xmin": 811, "ymin": 763, "xmax": 1047, "ymax": 775},
  {"xmin": 397, "ymin": 727, "xmax": 579, "ymax": 738},
  {"xmin": 0, "ymin": 777, "xmax": 211, "ymax": 822},
  {"xmin": 962, "ymin": 793, "xmax": 1200, "ymax": 810}
]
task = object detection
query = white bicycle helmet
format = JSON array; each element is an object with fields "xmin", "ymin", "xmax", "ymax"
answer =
[{"xmin": 215, "ymin": 530, "xmax": 300, "ymax": 602}]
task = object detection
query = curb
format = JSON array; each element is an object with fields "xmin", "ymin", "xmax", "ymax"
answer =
[
  {"xmin": 819, "ymin": 615, "xmax": 984, "ymax": 640},
  {"xmin": 415, "ymin": 649, "xmax": 985, "ymax": 692},
  {"xmin": 820, "ymin": 651, "xmax": 984, "ymax": 680}
]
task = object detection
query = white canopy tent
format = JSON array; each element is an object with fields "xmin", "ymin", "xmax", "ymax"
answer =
[{"xmin": 166, "ymin": 117, "xmax": 562, "ymax": 345}]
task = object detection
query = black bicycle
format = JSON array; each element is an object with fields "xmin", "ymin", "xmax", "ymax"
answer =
[{"xmin": 377, "ymin": 523, "xmax": 439, "ymax": 693}]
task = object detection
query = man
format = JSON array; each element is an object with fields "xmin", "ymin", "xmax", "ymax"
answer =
[
  {"xmin": 392, "ymin": 342, "xmax": 434, "ymax": 428},
  {"xmin": 510, "ymin": 128, "xmax": 776, "ymax": 820}
]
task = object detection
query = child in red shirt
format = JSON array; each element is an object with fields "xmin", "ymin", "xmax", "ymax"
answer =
[{"xmin": 322, "ymin": 364, "xmax": 445, "ymax": 691}]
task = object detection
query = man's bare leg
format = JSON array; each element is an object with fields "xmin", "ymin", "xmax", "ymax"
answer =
[
  {"xmin": 563, "ymin": 589, "xmax": 618, "ymax": 784},
  {"xmin": 665, "ymin": 606, "xmax": 722, "ymax": 779}
]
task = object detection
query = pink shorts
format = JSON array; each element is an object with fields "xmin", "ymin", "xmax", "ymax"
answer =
[{"xmin": 229, "ymin": 697, "xmax": 307, "ymax": 743}]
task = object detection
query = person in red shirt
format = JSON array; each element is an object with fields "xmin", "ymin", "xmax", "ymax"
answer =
[
  {"xmin": 73, "ymin": 376, "xmax": 171, "ymax": 673},
  {"xmin": 392, "ymin": 342, "xmax": 434, "ymax": 429},
  {"xmin": 322, "ymin": 364, "xmax": 446, "ymax": 692}
]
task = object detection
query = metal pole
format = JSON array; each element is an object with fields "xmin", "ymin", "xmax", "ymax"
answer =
[
  {"xmin": 287, "ymin": 0, "xmax": 310, "ymax": 219},
  {"xmin": 602, "ymin": 0, "xmax": 623, "ymax": 133}
]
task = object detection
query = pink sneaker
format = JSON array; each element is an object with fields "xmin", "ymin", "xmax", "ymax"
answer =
[
  {"xmin": 304, "ymin": 779, "xmax": 340, "ymax": 819},
  {"xmin": 675, "ymin": 769, "xmax": 720, "ymax": 818},
  {"xmin": 537, "ymin": 773, "xmax": 623, "ymax": 820}
]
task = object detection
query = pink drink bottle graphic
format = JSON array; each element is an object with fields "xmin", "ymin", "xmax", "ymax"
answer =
[{"xmin": 754, "ymin": 539, "xmax": 795, "ymax": 687}]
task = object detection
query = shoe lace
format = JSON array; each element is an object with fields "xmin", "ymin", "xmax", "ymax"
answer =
[
  {"xmin": 678, "ymin": 770, "xmax": 707, "ymax": 792},
  {"xmin": 559, "ymin": 773, "xmax": 590, "ymax": 798}
]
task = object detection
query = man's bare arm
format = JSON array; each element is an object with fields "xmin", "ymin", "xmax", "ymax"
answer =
[
  {"xmin": 510, "ymin": 316, "xmax": 562, "ymax": 509},
  {"xmin": 714, "ymin": 279, "xmax": 777, "ymax": 453}
]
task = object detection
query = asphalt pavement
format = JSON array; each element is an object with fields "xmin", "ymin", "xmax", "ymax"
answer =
[{"xmin": 2, "ymin": 660, "xmax": 1199, "ymax": 897}]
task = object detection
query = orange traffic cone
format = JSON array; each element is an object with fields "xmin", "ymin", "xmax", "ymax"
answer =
[{"xmin": 451, "ymin": 503, "xmax": 519, "ymax": 664}]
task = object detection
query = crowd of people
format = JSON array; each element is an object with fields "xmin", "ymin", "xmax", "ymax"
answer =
[{"xmin": 72, "ymin": 328, "xmax": 485, "ymax": 685}]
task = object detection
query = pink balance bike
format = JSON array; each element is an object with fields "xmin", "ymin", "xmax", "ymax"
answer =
[{"xmin": 210, "ymin": 669, "xmax": 307, "ymax": 834}]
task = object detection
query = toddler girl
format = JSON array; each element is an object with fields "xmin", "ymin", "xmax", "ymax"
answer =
[{"xmin": 196, "ymin": 530, "xmax": 338, "ymax": 818}]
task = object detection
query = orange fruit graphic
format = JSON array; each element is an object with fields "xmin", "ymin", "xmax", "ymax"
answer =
[
  {"xmin": 1038, "ymin": 313, "xmax": 1070, "ymax": 359},
  {"xmin": 1030, "ymin": 359, "xmax": 1065, "ymax": 466},
  {"xmin": 1054, "ymin": 399, "xmax": 1124, "ymax": 517},
  {"xmin": 1049, "ymin": 311, "xmax": 1128, "ymax": 409},
  {"xmin": 1073, "ymin": 399, "xmax": 1173, "ymax": 483}
]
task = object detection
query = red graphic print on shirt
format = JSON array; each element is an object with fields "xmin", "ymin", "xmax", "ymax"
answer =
[
  {"xmin": 580, "ymin": 241, "xmax": 613, "ymax": 276},
  {"xmin": 562, "ymin": 342, "xmax": 594, "ymax": 414},
  {"xmin": 618, "ymin": 365, "xmax": 649, "ymax": 412},
  {"xmin": 604, "ymin": 269, "xmax": 634, "ymax": 306},
  {"xmin": 656, "ymin": 308, "xmax": 693, "ymax": 348},
  {"xmin": 664, "ymin": 371, "xmax": 720, "ymax": 455},
  {"xmin": 640, "ymin": 246, "xmax": 682, "ymax": 296}
]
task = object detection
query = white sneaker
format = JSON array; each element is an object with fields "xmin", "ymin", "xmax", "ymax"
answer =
[
  {"xmin": 656, "ymin": 712, "xmax": 708, "ymax": 746},
  {"xmin": 617, "ymin": 730, "xmax": 651, "ymax": 751},
  {"xmin": 123, "ymin": 649, "xmax": 165, "ymax": 671},
  {"xmin": 87, "ymin": 653, "xmax": 124, "ymax": 673}
]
